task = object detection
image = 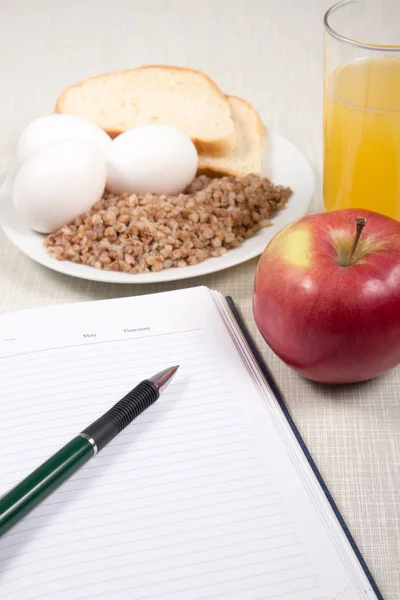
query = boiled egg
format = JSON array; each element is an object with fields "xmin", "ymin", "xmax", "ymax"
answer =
[
  {"xmin": 17, "ymin": 114, "xmax": 111, "ymax": 162},
  {"xmin": 106, "ymin": 124, "xmax": 198, "ymax": 196},
  {"xmin": 13, "ymin": 139, "xmax": 106, "ymax": 233}
]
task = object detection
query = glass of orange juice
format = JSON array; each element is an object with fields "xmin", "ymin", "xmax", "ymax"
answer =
[{"xmin": 323, "ymin": 0, "xmax": 400, "ymax": 219}]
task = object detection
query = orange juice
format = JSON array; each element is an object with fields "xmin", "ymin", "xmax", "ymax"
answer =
[{"xmin": 324, "ymin": 57, "xmax": 400, "ymax": 219}]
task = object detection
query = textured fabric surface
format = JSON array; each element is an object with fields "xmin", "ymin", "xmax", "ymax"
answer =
[{"xmin": 0, "ymin": 1, "xmax": 399, "ymax": 597}]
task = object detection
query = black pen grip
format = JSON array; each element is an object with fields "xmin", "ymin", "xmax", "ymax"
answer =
[{"xmin": 81, "ymin": 380, "xmax": 159, "ymax": 452}]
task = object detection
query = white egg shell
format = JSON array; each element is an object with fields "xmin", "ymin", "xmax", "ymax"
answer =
[
  {"xmin": 106, "ymin": 124, "xmax": 198, "ymax": 196},
  {"xmin": 17, "ymin": 114, "xmax": 112, "ymax": 162},
  {"xmin": 13, "ymin": 139, "xmax": 106, "ymax": 234}
]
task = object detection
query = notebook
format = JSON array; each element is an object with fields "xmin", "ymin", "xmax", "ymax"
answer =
[{"xmin": 0, "ymin": 286, "xmax": 383, "ymax": 600}]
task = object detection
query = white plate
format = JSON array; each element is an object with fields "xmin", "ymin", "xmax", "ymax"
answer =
[{"xmin": 0, "ymin": 131, "xmax": 314, "ymax": 284}]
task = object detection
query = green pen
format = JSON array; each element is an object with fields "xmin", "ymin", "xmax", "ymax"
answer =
[{"xmin": 0, "ymin": 365, "xmax": 179, "ymax": 537}]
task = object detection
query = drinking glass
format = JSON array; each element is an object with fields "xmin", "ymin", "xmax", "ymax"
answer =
[{"xmin": 323, "ymin": 0, "xmax": 400, "ymax": 219}]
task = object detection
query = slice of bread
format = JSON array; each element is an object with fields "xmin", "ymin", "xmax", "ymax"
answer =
[
  {"xmin": 197, "ymin": 96, "xmax": 266, "ymax": 178},
  {"xmin": 55, "ymin": 65, "xmax": 236, "ymax": 156}
]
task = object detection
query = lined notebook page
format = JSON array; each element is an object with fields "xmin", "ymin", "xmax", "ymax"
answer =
[{"xmin": 0, "ymin": 287, "xmax": 378, "ymax": 600}]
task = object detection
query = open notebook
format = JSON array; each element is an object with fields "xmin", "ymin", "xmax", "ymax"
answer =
[{"xmin": 0, "ymin": 286, "xmax": 382, "ymax": 600}]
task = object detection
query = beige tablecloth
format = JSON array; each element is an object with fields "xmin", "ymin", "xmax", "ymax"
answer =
[{"xmin": 0, "ymin": 0, "xmax": 399, "ymax": 597}]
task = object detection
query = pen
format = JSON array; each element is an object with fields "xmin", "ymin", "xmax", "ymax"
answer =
[{"xmin": 0, "ymin": 365, "xmax": 179, "ymax": 537}]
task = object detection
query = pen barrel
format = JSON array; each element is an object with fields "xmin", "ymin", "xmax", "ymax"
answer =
[
  {"xmin": 81, "ymin": 380, "xmax": 159, "ymax": 452},
  {"xmin": 0, "ymin": 436, "xmax": 94, "ymax": 537}
]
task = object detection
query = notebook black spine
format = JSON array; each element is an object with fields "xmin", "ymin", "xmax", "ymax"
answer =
[{"xmin": 226, "ymin": 296, "xmax": 384, "ymax": 600}]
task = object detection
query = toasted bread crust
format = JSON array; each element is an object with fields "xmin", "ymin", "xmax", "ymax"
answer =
[
  {"xmin": 197, "ymin": 95, "xmax": 266, "ymax": 177},
  {"xmin": 227, "ymin": 95, "xmax": 267, "ymax": 144}
]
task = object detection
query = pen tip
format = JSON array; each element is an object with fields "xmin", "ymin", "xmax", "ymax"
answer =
[{"xmin": 148, "ymin": 365, "xmax": 179, "ymax": 394}]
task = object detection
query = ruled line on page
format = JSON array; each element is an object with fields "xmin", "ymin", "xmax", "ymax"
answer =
[
  {"xmin": 0, "ymin": 420, "xmax": 248, "ymax": 455},
  {"xmin": 0, "ymin": 414, "xmax": 244, "ymax": 460},
  {"xmin": 1, "ymin": 427, "xmax": 246, "ymax": 469},
  {"xmin": 0, "ymin": 338, "xmax": 215, "ymax": 384},
  {"xmin": 24, "ymin": 564, "xmax": 317, "ymax": 600},
  {"xmin": 0, "ymin": 400, "xmax": 235, "ymax": 437},
  {"xmin": 0, "ymin": 328, "xmax": 202, "ymax": 360},
  {"xmin": 1, "ymin": 351, "xmax": 219, "ymax": 390},
  {"xmin": 0, "ymin": 524, "xmax": 298, "ymax": 571},
  {"xmin": 96, "ymin": 583, "xmax": 325, "ymax": 600},
  {"xmin": 1, "ymin": 343, "xmax": 204, "ymax": 381},
  {"xmin": 0, "ymin": 369, "xmax": 225, "ymax": 405},
  {"xmin": 0, "ymin": 395, "xmax": 233, "ymax": 427},
  {"xmin": 21, "ymin": 487, "xmax": 282, "ymax": 526},
  {"xmin": 1, "ymin": 443, "xmax": 260, "ymax": 479},
  {"xmin": 8, "ymin": 548, "xmax": 313, "ymax": 598},
  {"xmin": 1, "ymin": 335, "xmax": 206, "ymax": 377},
  {"xmin": 5, "ymin": 529, "xmax": 297, "ymax": 581},
  {"xmin": 1, "ymin": 360, "xmax": 218, "ymax": 393},
  {"xmin": 4, "ymin": 518, "xmax": 295, "ymax": 565},
  {"xmin": 0, "ymin": 425, "xmax": 251, "ymax": 462},
  {"xmin": 116, "ymin": 573, "xmax": 320, "ymax": 600},
  {"xmin": 200, "ymin": 584, "xmax": 325, "ymax": 600},
  {"xmin": 1, "ymin": 456, "xmax": 262, "ymax": 499},
  {"xmin": 0, "ymin": 380, "xmax": 227, "ymax": 413},
  {"xmin": 0, "ymin": 363, "xmax": 224, "ymax": 400},
  {"xmin": 3, "ymin": 507, "xmax": 289, "ymax": 553},
  {"xmin": 4, "ymin": 417, "xmax": 237, "ymax": 460},
  {"xmin": 3, "ymin": 533, "xmax": 300, "ymax": 576},
  {"xmin": 2, "ymin": 488, "xmax": 281, "ymax": 534},
  {"xmin": 2, "ymin": 466, "xmax": 275, "ymax": 523},
  {"xmin": 2, "ymin": 512, "xmax": 294, "ymax": 557},
  {"xmin": 2, "ymin": 487, "xmax": 279, "ymax": 540},
  {"xmin": 3, "ymin": 537, "xmax": 306, "ymax": 584},
  {"xmin": 0, "ymin": 381, "xmax": 229, "ymax": 414}
]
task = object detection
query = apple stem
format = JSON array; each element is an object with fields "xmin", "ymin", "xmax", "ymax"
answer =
[{"xmin": 347, "ymin": 217, "xmax": 366, "ymax": 266}]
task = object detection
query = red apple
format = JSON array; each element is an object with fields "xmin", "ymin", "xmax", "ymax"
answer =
[{"xmin": 253, "ymin": 209, "xmax": 400, "ymax": 384}]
